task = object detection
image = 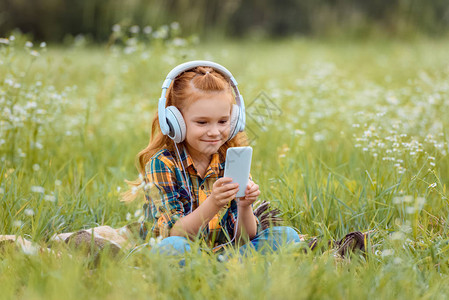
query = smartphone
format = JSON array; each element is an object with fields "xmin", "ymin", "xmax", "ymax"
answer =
[{"xmin": 223, "ymin": 146, "xmax": 253, "ymax": 198}]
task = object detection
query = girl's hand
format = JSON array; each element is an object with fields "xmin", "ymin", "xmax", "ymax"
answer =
[
  {"xmin": 209, "ymin": 177, "xmax": 239, "ymax": 208},
  {"xmin": 237, "ymin": 179, "xmax": 260, "ymax": 207}
]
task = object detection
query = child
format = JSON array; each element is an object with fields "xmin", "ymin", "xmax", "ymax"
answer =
[{"xmin": 124, "ymin": 61, "xmax": 301, "ymax": 256}]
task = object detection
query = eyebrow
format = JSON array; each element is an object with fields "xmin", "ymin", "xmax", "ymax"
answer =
[{"xmin": 192, "ymin": 115, "xmax": 230, "ymax": 120}]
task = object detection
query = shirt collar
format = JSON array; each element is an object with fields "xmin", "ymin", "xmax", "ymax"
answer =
[{"xmin": 180, "ymin": 144, "xmax": 224, "ymax": 177}]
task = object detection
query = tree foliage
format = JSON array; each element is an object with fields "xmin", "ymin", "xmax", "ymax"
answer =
[{"xmin": 1, "ymin": 0, "xmax": 448, "ymax": 41}]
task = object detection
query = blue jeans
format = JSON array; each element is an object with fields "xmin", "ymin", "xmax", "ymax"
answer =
[{"xmin": 150, "ymin": 226, "xmax": 301, "ymax": 257}]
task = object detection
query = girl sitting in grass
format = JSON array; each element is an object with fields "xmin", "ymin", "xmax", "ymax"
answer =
[
  {"xmin": 1, "ymin": 61, "xmax": 367, "ymax": 259},
  {"xmin": 122, "ymin": 61, "xmax": 301, "ymax": 256}
]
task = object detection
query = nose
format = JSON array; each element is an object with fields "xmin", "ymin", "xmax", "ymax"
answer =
[{"xmin": 207, "ymin": 124, "xmax": 220, "ymax": 136}]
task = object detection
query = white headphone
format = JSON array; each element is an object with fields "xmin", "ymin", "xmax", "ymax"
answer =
[{"xmin": 158, "ymin": 60, "xmax": 246, "ymax": 143}]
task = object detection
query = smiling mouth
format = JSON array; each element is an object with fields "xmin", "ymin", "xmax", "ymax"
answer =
[{"xmin": 202, "ymin": 140, "xmax": 220, "ymax": 143}]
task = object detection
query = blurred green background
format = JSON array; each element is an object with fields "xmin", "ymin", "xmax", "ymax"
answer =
[{"xmin": 2, "ymin": 0, "xmax": 449, "ymax": 42}]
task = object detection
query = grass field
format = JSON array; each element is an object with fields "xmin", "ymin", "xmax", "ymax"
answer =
[{"xmin": 1, "ymin": 30, "xmax": 449, "ymax": 299}]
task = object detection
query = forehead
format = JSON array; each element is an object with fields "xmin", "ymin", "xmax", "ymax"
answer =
[{"xmin": 184, "ymin": 92, "xmax": 233, "ymax": 118}]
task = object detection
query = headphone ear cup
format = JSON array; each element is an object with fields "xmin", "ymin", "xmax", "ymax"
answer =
[
  {"xmin": 227, "ymin": 104, "xmax": 240, "ymax": 141},
  {"xmin": 165, "ymin": 106, "xmax": 186, "ymax": 143}
]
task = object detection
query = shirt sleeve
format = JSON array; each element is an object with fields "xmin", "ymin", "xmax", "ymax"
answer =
[{"xmin": 145, "ymin": 156, "xmax": 185, "ymax": 238}]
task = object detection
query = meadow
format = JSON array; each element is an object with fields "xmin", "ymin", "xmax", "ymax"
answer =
[{"xmin": 1, "ymin": 26, "xmax": 449, "ymax": 299}]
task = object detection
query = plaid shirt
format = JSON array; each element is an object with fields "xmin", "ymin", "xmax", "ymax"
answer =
[{"xmin": 143, "ymin": 144, "xmax": 256, "ymax": 247}]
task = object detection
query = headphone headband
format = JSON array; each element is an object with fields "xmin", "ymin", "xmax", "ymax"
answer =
[
  {"xmin": 161, "ymin": 60, "xmax": 238, "ymax": 89},
  {"xmin": 158, "ymin": 60, "xmax": 245, "ymax": 136}
]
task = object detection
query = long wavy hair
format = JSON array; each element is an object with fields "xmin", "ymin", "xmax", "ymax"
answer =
[{"xmin": 121, "ymin": 66, "xmax": 249, "ymax": 202}]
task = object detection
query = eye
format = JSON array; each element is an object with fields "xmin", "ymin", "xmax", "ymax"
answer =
[
  {"xmin": 219, "ymin": 120, "xmax": 228, "ymax": 124},
  {"xmin": 196, "ymin": 121, "xmax": 206, "ymax": 125}
]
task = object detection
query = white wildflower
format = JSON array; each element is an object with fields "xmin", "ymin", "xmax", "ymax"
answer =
[
  {"xmin": 40, "ymin": 42, "xmax": 46, "ymax": 48},
  {"xmin": 138, "ymin": 181, "xmax": 145, "ymax": 189},
  {"xmin": 313, "ymin": 132, "xmax": 325, "ymax": 141},
  {"xmin": 0, "ymin": 187, "xmax": 4, "ymax": 194},
  {"xmin": 32, "ymin": 164, "xmax": 40, "ymax": 171},
  {"xmin": 21, "ymin": 243, "xmax": 38, "ymax": 256},
  {"xmin": 129, "ymin": 25, "xmax": 140, "ymax": 34},
  {"xmin": 55, "ymin": 180, "xmax": 62, "ymax": 186},
  {"xmin": 294, "ymin": 129, "xmax": 305, "ymax": 135},
  {"xmin": 30, "ymin": 50, "xmax": 39, "ymax": 57},
  {"xmin": 31, "ymin": 186, "xmax": 45, "ymax": 193},
  {"xmin": 390, "ymin": 231, "xmax": 405, "ymax": 241},
  {"xmin": 172, "ymin": 38, "xmax": 186, "ymax": 47},
  {"xmin": 149, "ymin": 236, "xmax": 163, "ymax": 247},
  {"xmin": 149, "ymin": 237, "xmax": 157, "ymax": 247},
  {"xmin": 0, "ymin": 38, "xmax": 9, "ymax": 45},
  {"xmin": 400, "ymin": 224, "xmax": 412, "ymax": 233},
  {"xmin": 126, "ymin": 212, "xmax": 132, "ymax": 221},
  {"xmin": 393, "ymin": 257, "xmax": 402, "ymax": 264},
  {"xmin": 143, "ymin": 26, "xmax": 153, "ymax": 34},
  {"xmin": 403, "ymin": 195, "xmax": 413, "ymax": 203},
  {"xmin": 13, "ymin": 220, "xmax": 22, "ymax": 227},
  {"xmin": 416, "ymin": 197, "xmax": 425, "ymax": 209},
  {"xmin": 406, "ymin": 206, "xmax": 416, "ymax": 214},
  {"xmin": 170, "ymin": 22, "xmax": 180, "ymax": 31},
  {"xmin": 428, "ymin": 183, "xmax": 437, "ymax": 188},
  {"xmin": 381, "ymin": 249, "xmax": 394, "ymax": 257},
  {"xmin": 144, "ymin": 182, "xmax": 154, "ymax": 191},
  {"xmin": 116, "ymin": 186, "xmax": 121, "ymax": 192},
  {"xmin": 393, "ymin": 197, "xmax": 402, "ymax": 204},
  {"xmin": 112, "ymin": 24, "xmax": 121, "ymax": 32},
  {"xmin": 134, "ymin": 209, "xmax": 142, "ymax": 217},
  {"xmin": 44, "ymin": 194, "xmax": 56, "ymax": 202},
  {"xmin": 24, "ymin": 208, "xmax": 35, "ymax": 216},
  {"xmin": 34, "ymin": 142, "xmax": 43, "ymax": 149},
  {"xmin": 217, "ymin": 254, "xmax": 226, "ymax": 262},
  {"xmin": 25, "ymin": 41, "xmax": 33, "ymax": 48},
  {"xmin": 124, "ymin": 46, "xmax": 136, "ymax": 55}
]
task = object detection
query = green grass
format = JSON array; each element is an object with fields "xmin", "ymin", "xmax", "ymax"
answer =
[{"xmin": 1, "ymin": 33, "xmax": 449, "ymax": 299}]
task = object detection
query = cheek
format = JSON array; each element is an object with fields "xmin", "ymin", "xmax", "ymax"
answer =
[
  {"xmin": 186, "ymin": 124, "xmax": 204, "ymax": 138},
  {"xmin": 219, "ymin": 127, "xmax": 230, "ymax": 141},
  {"xmin": 224, "ymin": 123, "xmax": 231, "ymax": 134}
]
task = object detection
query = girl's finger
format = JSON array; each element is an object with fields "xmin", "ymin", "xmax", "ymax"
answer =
[
  {"xmin": 246, "ymin": 186, "xmax": 259, "ymax": 195},
  {"xmin": 246, "ymin": 190, "xmax": 260, "ymax": 198},
  {"xmin": 224, "ymin": 188, "xmax": 238, "ymax": 197},
  {"xmin": 219, "ymin": 183, "xmax": 239, "ymax": 193}
]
